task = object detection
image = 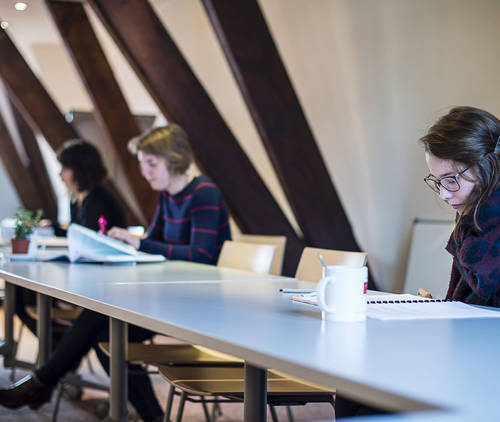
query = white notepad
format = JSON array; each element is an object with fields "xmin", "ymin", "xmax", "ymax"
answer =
[{"xmin": 291, "ymin": 293, "xmax": 500, "ymax": 320}]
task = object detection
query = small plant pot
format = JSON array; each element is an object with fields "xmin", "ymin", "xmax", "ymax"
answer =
[{"xmin": 11, "ymin": 238, "xmax": 30, "ymax": 254}]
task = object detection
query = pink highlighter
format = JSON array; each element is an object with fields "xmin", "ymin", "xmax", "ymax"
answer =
[{"xmin": 98, "ymin": 215, "xmax": 107, "ymax": 235}]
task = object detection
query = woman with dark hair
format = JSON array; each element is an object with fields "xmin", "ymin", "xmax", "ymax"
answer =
[
  {"xmin": 420, "ymin": 106, "xmax": 500, "ymax": 306},
  {"xmin": 54, "ymin": 139, "xmax": 125, "ymax": 234},
  {"xmin": 15, "ymin": 140, "xmax": 126, "ymax": 337},
  {"xmin": 335, "ymin": 106, "xmax": 500, "ymax": 419},
  {"xmin": 4, "ymin": 140, "xmax": 165, "ymax": 422}
]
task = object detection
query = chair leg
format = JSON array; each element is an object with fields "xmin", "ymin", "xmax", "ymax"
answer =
[
  {"xmin": 215, "ymin": 400, "xmax": 222, "ymax": 416},
  {"xmin": 164, "ymin": 384, "xmax": 175, "ymax": 422},
  {"xmin": 85, "ymin": 353, "xmax": 96, "ymax": 375},
  {"xmin": 211, "ymin": 398, "xmax": 218, "ymax": 422},
  {"xmin": 286, "ymin": 405, "xmax": 295, "ymax": 422},
  {"xmin": 269, "ymin": 404, "xmax": 279, "ymax": 422},
  {"xmin": 200, "ymin": 396, "xmax": 211, "ymax": 422},
  {"xmin": 9, "ymin": 321, "xmax": 24, "ymax": 381},
  {"xmin": 51, "ymin": 383, "xmax": 65, "ymax": 422},
  {"xmin": 175, "ymin": 391, "xmax": 187, "ymax": 422}
]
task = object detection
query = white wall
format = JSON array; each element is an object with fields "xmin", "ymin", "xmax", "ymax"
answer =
[
  {"xmin": 0, "ymin": 161, "xmax": 21, "ymax": 221},
  {"xmin": 262, "ymin": 0, "xmax": 500, "ymax": 291},
  {"xmin": 0, "ymin": 81, "xmax": 22, "ymax": 221},
  {"xmin": 1, "ymin": 0, "xmax": 499, "ymax": 291},
  {"xmin": 150, "ymin": 0, "xmax": 500, "ymax": 291},
  {"xmin": 255, "ymin": 0, "xmax": 500, "ymax": 291}
]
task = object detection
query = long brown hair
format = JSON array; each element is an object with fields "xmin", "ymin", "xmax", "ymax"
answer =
[{"xmin": 420, "ymin": 106, "xmax": 500, "ymax": 233}]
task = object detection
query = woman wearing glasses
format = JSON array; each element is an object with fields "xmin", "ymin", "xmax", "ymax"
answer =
[
  {"xmin": 420, "ymin": 106, "xmax": 500, "ymax": 307},
  {"xmin": 336, "ymin": 106, "xmax": 500, "ymax": 419}
]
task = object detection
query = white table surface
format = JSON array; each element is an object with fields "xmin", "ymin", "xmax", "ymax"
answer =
[
  {"xmin": 0, "ymin": 259, "xmax": 296, "ymax": 421},
  {"xmin": 1, "ymin": 259, "xmax": 500, "ymax": 421},
  {"xmin": 0, "ymin": 259, "xmax": 285, "ymax": 312},
  {"xmin": 75, "ymin": 280, "xmax": 500, "ymax": 419}
]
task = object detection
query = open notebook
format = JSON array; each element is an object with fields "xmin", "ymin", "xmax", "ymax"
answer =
[
  {"xmin": 291, "ymin": 292, "xmax": 500, "ymax": 320},
  {"xmin": 38, "ymin": 224, "xmax": 165, "ymax": 264}
]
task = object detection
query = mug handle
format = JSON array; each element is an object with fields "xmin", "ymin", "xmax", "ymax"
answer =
[{"xmin": 316, "ymin": 275, "xmax": 337, "ymax": 313}]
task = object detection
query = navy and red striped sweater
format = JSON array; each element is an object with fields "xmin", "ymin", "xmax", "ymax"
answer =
[{"xmin": 139, "ymin": 175, "xmax": 231, "ymax": 265}]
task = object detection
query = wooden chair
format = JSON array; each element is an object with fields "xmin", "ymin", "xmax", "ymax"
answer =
[
  {"xmin": 25, "ymin": 304, "xmax": 82, "ymax": 324},
  {"xmin": 295, "ymin": 247, "xmax": 367, "ymax": 283},
  {"xmin": 158, "ymin": 366, "xmax": 332, "ymax": 422},
  {"xmin": 154, "ymin": 247, "xmax": 368, "ymax": 421},
  {"xmin": 216, "ymin": 240, "xmax": 277, "ymax": 274},
  {"xmin": 100, "ymin": 242, "xmax": 278, "ymax": 366},
  {"xmin": 233, "ymin": 234, "xmax": 287, "ymax": 275},
  {"xmin": 101, "ymin": 239, "xmax": 280, "ymax": 364},
  {"xmin": 99, "ymin": 240, "xmax": 278, "ymax": 419}
]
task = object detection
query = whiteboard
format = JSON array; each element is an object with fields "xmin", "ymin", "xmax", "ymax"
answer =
[{"xmin": 403, "ymin": 219, "xmax": 455, "ymax": 299}]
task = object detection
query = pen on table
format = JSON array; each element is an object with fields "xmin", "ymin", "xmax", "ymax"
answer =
[{"xmin": 279, "ymin": 288, "xmax": 316, "ymax": 294}]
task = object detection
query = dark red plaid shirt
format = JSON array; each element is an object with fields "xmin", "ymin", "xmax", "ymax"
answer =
[{"xmin": 446, "ymin": 189, "xmax": 500, "ymax": 307}]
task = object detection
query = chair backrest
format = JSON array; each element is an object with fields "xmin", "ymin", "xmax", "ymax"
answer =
[
  {"xmin": 295, "ymin": 247, "xmax": 368, "ymax": 283},
  {"xmin": 217, "ymin": 240, "xmax": 277, "ymax": 275},
  {"xmin": 233, "ymin": 234, "xmax": 287, "ymax": 275}
]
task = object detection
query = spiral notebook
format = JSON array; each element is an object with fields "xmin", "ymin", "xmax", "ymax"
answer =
[{"xmin": 291, "ymin": 293, "xmax": 500, "ymax": 320}]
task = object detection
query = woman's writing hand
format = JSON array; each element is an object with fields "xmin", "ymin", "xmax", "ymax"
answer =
[
  {"xmin": 107, "ymin": 227, "xmax": 140, "ymax": 249},
  {"xmin": 417, "ymin": 288, "xmax": 433, "ymax": 299}
]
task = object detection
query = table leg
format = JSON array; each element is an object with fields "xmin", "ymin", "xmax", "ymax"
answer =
[
  {"xmin": 36, "ymin": 293, "xmax": 52, "ymax": 365},
  {"xmin": 108, "ymin": 317, "xmax": 128, "ymax": 422},
  {"xmin": 244, "ymin": 362, "xmax": 267, "ymax": 422},
  {"xmin": 0, "ymin": 282, "xmax": 15, "ymax": 359}
]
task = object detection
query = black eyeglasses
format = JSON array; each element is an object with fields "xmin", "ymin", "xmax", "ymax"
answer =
[{"xmin": 424, "ymin": 167, "xmax": 469, "ymax": 193}]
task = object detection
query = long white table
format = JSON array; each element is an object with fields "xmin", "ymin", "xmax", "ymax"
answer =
[
  {"xmin": 0, "ymin": 259, "xmax": 292, "ymax": 421},
  {"xmin": 1, "ymin": 259, "xmax": 500, "ymax": 422}
]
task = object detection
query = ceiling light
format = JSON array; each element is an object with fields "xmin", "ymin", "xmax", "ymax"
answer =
[
  {"xmin": 0, "ymin": 21, "xmax": 8, "ymax": 30},
  {"xmin": 65, "ymin": 111, "xmax": 74, "ymax": 123},
  {"xmin": 14, "ymin": 2, "xmax": 28, "ymax": 11}
]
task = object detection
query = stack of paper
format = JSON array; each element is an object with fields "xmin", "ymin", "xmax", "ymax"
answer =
[
  {"xmin": 38, "ymin": 224, "xmax": 165, "ymax": 264},
  {"xmin": 291, "ymin": 292, "xmax": 500, "ymax": 320}
]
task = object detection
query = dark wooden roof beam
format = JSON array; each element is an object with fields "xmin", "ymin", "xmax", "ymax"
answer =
[
  {"xmin": 87, "ymin": 0, "xmax": 304, "ymax": 274},
  {"xmin": 10, "ymin": 97, "xmax": 58, "ymax": 220},
  {"xmin": 202, "ymin": 0, "xmax": 362, "ymax": 253},
  {"xmin": 0, "ymin": 26, "xmax": 141, "ymax": 226},
  {"xmin": 0, "ymin": 103, "xmax": 45, "ymax": 213},
  {"xmin": 46, "ymin": 0, "xmax": 157, "ymax": 220}
]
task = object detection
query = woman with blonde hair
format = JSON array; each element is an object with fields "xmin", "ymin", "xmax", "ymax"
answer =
[{"xmin": 108, "ymin": 123, "xmax": 231, "ymax": 263}]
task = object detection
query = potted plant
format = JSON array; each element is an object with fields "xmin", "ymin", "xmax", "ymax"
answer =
[{"xmin": 11, "ymin": 208, "xmax": 43, "ymax": 254}]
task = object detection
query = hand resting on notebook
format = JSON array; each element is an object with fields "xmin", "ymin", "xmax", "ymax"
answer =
[
  {"xmin": 418, "ymin": 288, "xmax": 433, "ymax": 299},
  {"xmin": 108, "ymin": 227, "xmax": 140, "ymax": 249}
]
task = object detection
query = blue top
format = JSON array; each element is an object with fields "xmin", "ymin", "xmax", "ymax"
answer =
[{"xmin": 139, "ymin": 175, "xmax": 231, "ymax": 264}]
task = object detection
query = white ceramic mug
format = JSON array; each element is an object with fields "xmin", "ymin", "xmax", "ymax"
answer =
[{"xmin": 316, "ymin": 265, "xmax": 367, "ymax": 322}]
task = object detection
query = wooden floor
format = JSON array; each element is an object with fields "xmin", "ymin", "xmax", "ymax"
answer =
[{"xmin": 0, "ymin": 307, "xmax": 334, "ymax": 421}]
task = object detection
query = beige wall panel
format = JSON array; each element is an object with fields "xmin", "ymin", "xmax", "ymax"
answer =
[{"xmin": 2, "ymin": 0, "xmax": 499, "ymax": 291}]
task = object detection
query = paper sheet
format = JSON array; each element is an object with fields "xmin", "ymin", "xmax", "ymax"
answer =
[{"xmin": 291, "ymin": 293, "xmax": 500, "ymax": 320}]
